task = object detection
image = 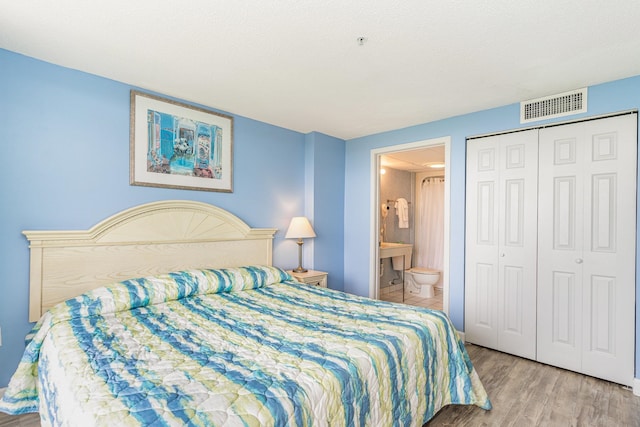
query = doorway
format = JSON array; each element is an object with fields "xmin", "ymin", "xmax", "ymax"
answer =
[{"xmin": 370, "ymin": 137, "xmax": 452, "ymax": 314}]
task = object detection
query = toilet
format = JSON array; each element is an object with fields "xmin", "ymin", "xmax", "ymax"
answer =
[{"xmin": 391, "ymin": 255, "xmax": 440, "ymax": 298}]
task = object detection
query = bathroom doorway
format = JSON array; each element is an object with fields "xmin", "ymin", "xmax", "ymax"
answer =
[{"xmin": 370, "ymin": 137, "xmax": 451, "ymax": 314}]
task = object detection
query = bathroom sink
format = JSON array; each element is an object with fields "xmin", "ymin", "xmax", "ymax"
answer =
[
  {"xmin": 380, "ymin": 242, "xmax": 410, "ymax": 248},
  {"xmin": 379, "ymin": 242, "xmax": 413, "ymax": 259}
]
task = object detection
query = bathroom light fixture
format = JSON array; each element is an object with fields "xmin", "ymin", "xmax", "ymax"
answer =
[
  {"xmin": 428, "ymin": 163, "xmax": 445, "ymax": 169},
  {"xmin": 380, "ymin": 168, "xmax": 386, "ymax": 175},
  {"xmin": 285, "ymin": 217, "xmax": 316, "ymax": 273}
]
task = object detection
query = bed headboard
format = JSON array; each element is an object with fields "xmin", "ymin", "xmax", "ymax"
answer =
[{"xmin": 24, "ymin": 200, "xmax": 277, "ymax": 322}]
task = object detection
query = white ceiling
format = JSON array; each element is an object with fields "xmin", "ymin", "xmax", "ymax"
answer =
[
  {"xmin": 381, "ymin": 146, "xmax": 445, "ymax": 172},
  {"xmin": 2, "ymin": 1, "xmax": 640, "ymax": 140}
]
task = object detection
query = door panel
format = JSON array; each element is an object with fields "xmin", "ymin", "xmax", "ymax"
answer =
[
  {"xmin": 553, "ymin": 177, "xmax": 577, "ymax": 250},
  {"xmin": 547, "ymin": 269, "xmax": 580, "ymax": 369},
  {"xmin": 552, "ymin": 271, "xmax": 576, "ymax": 345},
  {"xmin": 538, "ymin": 114, "xmax": 636, "ymax": 386},
  {"xmin": 580, "ymin": 115, "xmax": 636, "ymax": 385},
  {"xmin": 502, "ymin": 265, "xmax": 524, "ymax": 333},
  {"xmin": 538, "ymin": 124, "xmax": 584, "ymax": 371},
  {"xmin": 591, "ymin": 174, "xmax": 616, "ymax": 252},
  {"xmin": 497, "ymin": 132, "xmax": 538, "ymax": 359},
  {"xmin": 476, "ymin": 181, "xmax": 495, "ymax": 245},
  {"xmin": 588, "ymin": 275, "xmax": 615, "ymax": 354},
  {"xmin": 466, "ymin": 139, "xmax": 499, "ymax": 348},
  {"xmin": 504, "ymin": 179, "xmax": 524, "ymax": 246},
  {"xmin": 474, "ymin": 263, "xmax": 494, "ymax": 329},
  {"xmin": 465, "ymin": 130, "xmax": 537, "ymax": 359}
]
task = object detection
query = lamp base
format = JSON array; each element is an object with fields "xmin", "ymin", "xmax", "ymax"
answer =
[{"xmin": 293, "ymin": 240, "xmax": 308, "ymax": 273}]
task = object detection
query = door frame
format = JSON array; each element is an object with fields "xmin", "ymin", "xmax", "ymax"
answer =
[{"xmin": 369, "ymin": 136, "xmax": 452, "ymax": 314}]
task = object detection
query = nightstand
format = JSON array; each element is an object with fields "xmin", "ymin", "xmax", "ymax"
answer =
[{"xmin": 288, "ymin": 269, "xmax": 328, "ymax": 288}]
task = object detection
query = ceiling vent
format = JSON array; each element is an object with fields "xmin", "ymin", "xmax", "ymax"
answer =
[{"xmin": 520, "ymin": 88, "xmax": 587, "ymax": 123}]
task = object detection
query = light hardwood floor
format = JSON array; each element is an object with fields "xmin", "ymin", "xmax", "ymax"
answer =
[
  {"xmin": 427, "ymin": 344, "xmax": 640, "ymax": 426},
  {"xmin": 0, "ymin": 410, "xmax": 38, "ymax": 427},
  {"xmin": 2, "ymin": 343, "xmax": 639, "ymax": 426}
]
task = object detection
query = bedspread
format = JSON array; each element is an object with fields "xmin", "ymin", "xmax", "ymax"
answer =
[{"xmin": 0, "ymin": 265, "xmax": 490, "ymax": 426}]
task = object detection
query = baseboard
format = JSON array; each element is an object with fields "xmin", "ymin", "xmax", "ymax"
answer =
[
  {"xmin": 0, "ymin": 387, "xmax": 5, "ymax": 398},
  {"xmin": 457, "ymin": 330, "xmax": 465, "ymax": 342}
]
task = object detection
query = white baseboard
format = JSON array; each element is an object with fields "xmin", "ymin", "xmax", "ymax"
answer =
[
  {"xmin": 457, "ymin": 330, "xmax": 465, "ymax": 342},
  {"xmin": 0, "ymin": 387, "xmax": 5, "ymax": 398}
]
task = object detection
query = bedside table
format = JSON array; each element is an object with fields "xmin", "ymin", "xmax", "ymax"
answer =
[{"xmin": 288, "ymin": 269, "xmax": 328, "ymax": 288}]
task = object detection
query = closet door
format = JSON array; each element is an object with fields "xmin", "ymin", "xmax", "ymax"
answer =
[
  {"xmin": 465, "ymin": 136, "xmax": 500, "ymax": 349},
  {"xmin": 537, "ymin": 114, "xmax": 636, "ymax": 386},
  {"xmin": 465, "ymin": 130, "xmax": 538, "ymax": 359}
]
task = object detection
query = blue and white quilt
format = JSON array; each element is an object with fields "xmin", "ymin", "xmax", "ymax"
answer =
[{"xmin": 0, "ymin": 265, "xmax": 490, "ymax": 426}]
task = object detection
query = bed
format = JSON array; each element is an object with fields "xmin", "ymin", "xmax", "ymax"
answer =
[{"xmin": 0, "ymin": 200, "xmax": 490, "ymax": 426}]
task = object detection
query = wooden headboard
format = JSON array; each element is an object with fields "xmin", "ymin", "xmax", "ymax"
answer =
[{"xmin": 24, "ymin": 200, "xmax": 277, "ymax": 322}]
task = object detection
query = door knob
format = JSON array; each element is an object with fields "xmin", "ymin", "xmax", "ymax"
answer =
[
  {"xmin": 575, "ymin": 258, "xmax": 583, "ymax": 264},
  {"xmin": 500, "ymin": 253, "xmax": 506, "ymax": 257}
]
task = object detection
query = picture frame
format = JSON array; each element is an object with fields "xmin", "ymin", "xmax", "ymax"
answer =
[{"xmin": 130, "ymin": 90, "xmax": 233, "ymax": 192}]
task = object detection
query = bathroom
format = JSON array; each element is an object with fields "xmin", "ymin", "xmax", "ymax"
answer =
[{"xmin": 378, "ymin": 145, "xmax": 445, "ymax": 310}]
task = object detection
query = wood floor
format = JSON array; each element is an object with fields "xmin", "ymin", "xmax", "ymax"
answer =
[
  {"xmin": 0, "ymin": 410, "xmax": 38, "ymax": 427},
  {"xmin": 427, "ymin": 344, "xmax": 640, "ymax": 426},
  {"xmin": 2, "ymin": 344, "xmax": 639, "ymax": 426}
]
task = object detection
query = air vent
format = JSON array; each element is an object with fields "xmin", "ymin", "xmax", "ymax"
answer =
[{"xmin": 520, "ymin": 88, "xmax": 587, "ymax": 123}]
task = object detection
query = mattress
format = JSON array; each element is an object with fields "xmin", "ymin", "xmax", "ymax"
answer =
[{"xmin": 0, "ymin": 265, "xmax": 490, "ymax": 426}]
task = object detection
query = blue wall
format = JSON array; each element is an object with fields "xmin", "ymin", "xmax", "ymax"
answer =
[
  {"xmin": 344, "ymin": 75, "xmax": 640, "ymax": 377},
  {"xmin": 0, "ymin": 49, "xmax": 346, "ymax": 386},
  {"xmin": 305, "ymin": 132, "xmax": 346, "ymax": 290}
]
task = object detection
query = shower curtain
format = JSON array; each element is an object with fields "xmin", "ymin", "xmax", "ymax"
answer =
[{"xmin": 416, "ymin": 176, "xmax": 444, "ymax": 286}]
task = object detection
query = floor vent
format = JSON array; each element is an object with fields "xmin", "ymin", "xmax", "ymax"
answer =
[{"xmin": 520, "ymin": 88, "xmax": 587, "ymax": 123}]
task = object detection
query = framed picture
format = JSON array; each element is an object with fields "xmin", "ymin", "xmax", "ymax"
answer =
[{"xmin": 130, "ymin": 90, "xmax": 233, "ymax": 192}]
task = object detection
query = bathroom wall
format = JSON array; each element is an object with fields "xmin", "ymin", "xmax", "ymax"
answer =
[{"xmin": 379, "ymin": 166, "xmax": 414, "ymax": 288}]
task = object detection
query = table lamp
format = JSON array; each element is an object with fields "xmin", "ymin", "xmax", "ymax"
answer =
[{"xmin": 285, "ymin": 216, "xmax": 316, "ymax": 273}]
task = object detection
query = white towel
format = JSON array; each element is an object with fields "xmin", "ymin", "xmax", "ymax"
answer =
[{"xmin": 395, "ymin": 198, "xmax": 409, "ymax": 228}]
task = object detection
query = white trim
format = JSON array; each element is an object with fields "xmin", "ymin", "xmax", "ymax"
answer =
[
  {"xmin": 470, "ymin": 109, "xmax": 636, "ymax": 140},
  {"xmin": 0, "ymin": 387, "xmax": 5, "ymax": 398},
  {"xmin": 633, "ymin": 379, "xmax": 640, "ymax": 396},
  {"xmin": 370, "ymin": 136, "xmax": 452, "ymax": 315},
  {"xmin": 457, "ymin": 331, "xmax": 466, "ymax": 343}
]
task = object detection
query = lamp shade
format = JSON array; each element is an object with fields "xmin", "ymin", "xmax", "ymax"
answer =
[{"xmin": 285, "ymin": 217, "xmax": 316, "ymax": 239}]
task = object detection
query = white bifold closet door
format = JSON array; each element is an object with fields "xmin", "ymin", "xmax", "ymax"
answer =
[
  {"xmin": 465, "ymin": 129, "xmax": 539, "ymax": 360},
  {"xmin": 537, "ymin": 114, "xmax": 636, "ymax": 386}
]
